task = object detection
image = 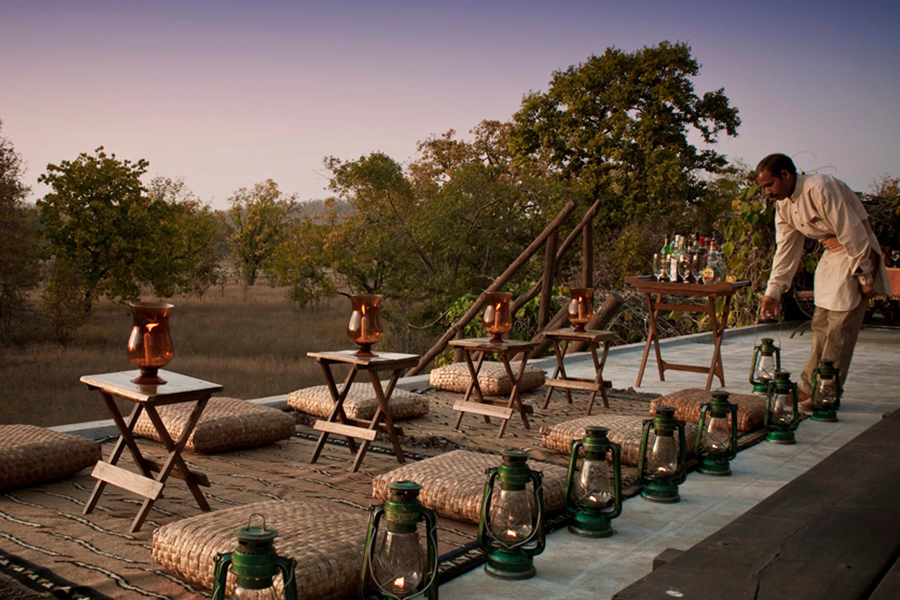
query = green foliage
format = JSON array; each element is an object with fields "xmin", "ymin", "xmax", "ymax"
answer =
[
  {"xmin": 226, "ymin": 179, "xmax": 297, "ymax": 286},
  {"xmin": 711, "ymin": 171, "xmax": 775, "ymax": 325},
  {"xmin": 37, "ymin": 148, "xmax": 227, "ymax": 336},
  {"xmin": 37, "ymin": 147, "xmax": 155, "ymax": 308},
  {"xmin": 510, "ymin": 41, "xmax": 740, "ymax": 231},
  {"xmin": 145, "ymin": 177, "xmax": 222, "ymax": 297},
  {"xmin": 0, "ymin": 121, "xmax": 40, "ymax": 340}
]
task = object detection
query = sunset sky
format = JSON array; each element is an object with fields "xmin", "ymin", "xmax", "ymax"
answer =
[{"xmin": 3, "ymin": 0, "xmax": 899, "ymax": 209}]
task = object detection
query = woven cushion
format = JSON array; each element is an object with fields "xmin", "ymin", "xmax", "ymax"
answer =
[
  {"xmin": 429, "ymin": 361, "xmax": 546, "ymax": 396},
  {"xmin": 134, "ymin": 397, "xmax": 295, "ymax": 454},
  {"xmin": 0, "ymin": 425, "xmax": 101, "ymax": 491},
  {"xmin": 152, "ymin": 500, "xmax": 367, "ymax": 599},
  {"xmin": 540, "ymin": 414, "xmax": 699, "ymax": 466},
  {"xmin": 287, "ymin": 384, "xmax": 429, "ymax": 421},
  {"xmin": 650, "ymin": 389, "xmax": 765, "ymax": 432},
  {"xmin": 372, "ymin": 449, "xmax": 568, "ymax": 524}
]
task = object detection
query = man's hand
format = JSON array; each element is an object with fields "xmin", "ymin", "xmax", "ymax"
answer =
[
  {"xmin": 822, "ymin": 236, "xmax": 844, "ymax": 252},
  {"xmin": 861, "ymin": 283, "xmax": 877, "ymax": 299},
  {"xmin": 760, "ymin": 295, "xmax": 780, "ymax": 321}
]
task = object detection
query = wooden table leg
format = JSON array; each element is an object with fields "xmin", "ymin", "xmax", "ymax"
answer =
[
  {"xmin": 142, "ymin": 399, "xmax": 212, "ymax": 514},
  {"xmin": 350, "ymin": 369, "xmax": 407, "ymax": 472},
  {"xmin": 311, "ymin": 364, "xmax": 359, "ymax": 463},
  {"xmin": 705, "ymin": 295, "xmax": 731, "ymax": 389},
  {"xmin": 85, "ymin": 399, "xmax": 150, "ymax": 516},
  {"xmin": 636, "ymin": 292, "xmax": 665, "ymax": 387},
  {"xmin": 587, "ymin": 340, "xmax": 611, "ymax": 414},
  {"xmin": 497, "ymin": 352, "xmax": 531, "ymax": 437},
  {"xmin": 543, "ymin": 339, "xmax": 564, "ymax": 409},
  {"xmin": 454, "ymin": 351, "xmax": 489, "ymax": 429}
]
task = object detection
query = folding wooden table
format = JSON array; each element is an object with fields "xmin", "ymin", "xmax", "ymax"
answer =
[
  {"xmin": 80, "ymin": 370, "xmax": 223, "ymax": 533},
  {"xmin": 307, "ymin": 350, "xmax": 420, "ymax": 472},
  {"xmin": 625, "ymin": 276, "xmax": 750, "ymax": 391},
  {"xmin": 449, "ymin": 338, "xmax": 539, "ymax": 437},
  {"xmin": 542, "ymin": 328, "xmax": 616, "ymax": 414}
]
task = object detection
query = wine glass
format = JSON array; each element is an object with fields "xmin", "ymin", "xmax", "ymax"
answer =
[
  {"xmin": 678, "ymin": 252, "xmax": 693, "ymax": 282},
  {"xmin": 691, "ymin": 253, "xmax": 707, "ymax": 284},
  {"xmin": 652, "ymin": 253, "xmax": 667, "ymax": 281}
]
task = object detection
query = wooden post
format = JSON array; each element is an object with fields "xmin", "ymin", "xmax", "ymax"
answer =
[
  {"xmin": 406, "ymin": 199, "xmax": 579, "ymax": 376},
  {"xmin": 583, "ymin": 218, "xmax": 594, "ymax": 288},
  {"xmin": 538, "ymin": 230, "xmax": 558, "ymax": 329},
  {"xmin": 510, "ymin": 198, "xmax": 602, "ymax": 316}
]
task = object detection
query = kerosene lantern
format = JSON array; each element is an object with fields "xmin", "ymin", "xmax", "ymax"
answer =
[
  {"xmin": 212, "ymin": 514, "xmax": 298, "ymax": 600},
  {"xmin": 477, "ymin": 449, "xmax": 545, "ymax": 579},
  {"xmin": 695, "ymin": 390, "xmax": 739, "ymax": 476},
  {"xmin": 810, "ymin": 359, "xmax": 841, "ymax": 422},
  {"xmin": 637, "ymin": 406, "xmax": 687, "ymax": 503},
  {"xmin": 764, "ymin": 370, "xmax": 800, "ymax": 444},
  {"xmin": 564, "ymin": 426, "xmax": 622, "ymax": 537},
  {"xmin": 360, "ymin": 481, "xmax": 438, "ymax": 600},
  {"xmin": 749, "ymin": 337, "xmax": 781, "ymax": 394}
]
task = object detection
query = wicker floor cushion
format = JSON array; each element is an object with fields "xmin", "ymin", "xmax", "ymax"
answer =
[
  {"xmin": 287, "ymin": 384, "xmax": 429, "ymax": 421},
  {"xmin": 429, "ymin": 361, "xmax": 546, "ymax": 396},
  {"xmin": 540, "ymin": 414, "xmax": 699, "ymax": 466},
  {"xmin": 0, "ymin": 425, "xmax": 101, "ymax": 491},
  {"xmin": 134, "ymin": 397, "xmax": 295, "ymax": 454},
  {"xmin": 650, "ymin": 389, "xmax": 766, "ymax": 432},
  {"xmin": 152, "ymin": 500, "xmax": 367, "ymax": 599},
  {"xmin": 372, "ymin": 449, "xmax": 568, "ymax": 524}
]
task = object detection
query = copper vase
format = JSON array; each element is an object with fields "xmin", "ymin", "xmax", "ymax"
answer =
[
  {"xmin": 127, "ymin": 302, "xmax": 174, "ymax": 385},
  {"xmin": 348, "ymin": 294, "xmax": 384, "ymax": 356},
  {"xmin": 482, "ymin": 292, "xmax": 513, "ymax": 343},
  {"xmin": 567, "ymin": 288, "xmax": 593, "ymax": 332}
]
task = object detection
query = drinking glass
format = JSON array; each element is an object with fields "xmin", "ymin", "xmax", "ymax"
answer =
[
  {"xmin": 652, "ymin": 254, "xmax": 667, "ymax": 281},
  {"xmin": 678, "ymin": 253, "xmax": 693, "ymax": 282},
  {"xmin": 691, "ymin": 253, "xmax": 707, "ymax": 283}
]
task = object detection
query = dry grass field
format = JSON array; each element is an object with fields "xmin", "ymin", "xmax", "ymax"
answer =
[{"xmin": 0, "ymin": 285, "xmax": 357, "ymax": 427}]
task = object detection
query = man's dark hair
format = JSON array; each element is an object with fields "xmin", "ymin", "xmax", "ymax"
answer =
[{"xmin": 756, "ymin": 153, "xmax": 797, "ymax": 176}]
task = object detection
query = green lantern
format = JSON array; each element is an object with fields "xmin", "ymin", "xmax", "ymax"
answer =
[
  {"xmin": 637, "ymin": 406, "xmax": 687, "ymax": 503},
  {"xmin": 764, "ymin": 370, "xmax": 800, "ymax": 444},
  {"xmin": 695, "ymin": 390, "xmax": 739, "ymax": 476},
  {"xmin": 360, "ymin": 481, "xmax": 438, "ymax": 600},
  {"xmin": 212, "ymin": 514, "xmax": 298, "ymax": 600},
  {"xmin": 478, "ymin": 449, "xmax": 545, "ymax": 580},
  {"xmin": 750, "ymin": 337, "xmax": 781, "ymax": 394},
  {"xmin": 810, "ymin": 360, "xmax": 841, "ymax": 422},
  {"xmin": 564, "ymin": 426, "xmax": 622, "ymax": 537}
]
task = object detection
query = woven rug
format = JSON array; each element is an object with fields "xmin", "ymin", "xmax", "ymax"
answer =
[{"xmin": 0, "ymin": 387, "xmax": 767, "ymax": 600}]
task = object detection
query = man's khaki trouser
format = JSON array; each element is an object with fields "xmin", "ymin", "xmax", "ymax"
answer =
[{"xmin": 799, "ymin": 297, "xmax": 868, "ymax": 396}]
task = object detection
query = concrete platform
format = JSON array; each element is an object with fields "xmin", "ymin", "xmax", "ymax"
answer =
[{"xmin": 439, "ymin": 323, "xmax": 900, "ymax": 600}]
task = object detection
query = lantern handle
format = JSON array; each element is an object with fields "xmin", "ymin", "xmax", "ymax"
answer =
[
  {"xmin": 360, "ymin": 505, "xmax": 385, "ymax": 600},
  {"xmin": 211, "ymin": 552, "xmax": 233, "ymax": 600},
  {"xmin": 246, "ymin": 513, "xmax": 267, "ymax": 531},
  {"xmin": 609, "ymin": 441, "xmax": 623, "ymax": 520},
  {"xmin": 277, "ymin": 556, "xmax": 299, "ymax": 600}
]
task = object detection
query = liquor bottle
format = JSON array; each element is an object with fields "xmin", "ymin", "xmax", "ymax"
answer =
[
  {"xmin": 702, "ymin": 240, "xmax": 725, "ymax": 284},
  {"xmin": 669, "ymin": 235, "xmax": 683, "ymax": 282}
]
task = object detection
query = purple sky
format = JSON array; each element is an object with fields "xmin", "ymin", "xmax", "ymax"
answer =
[{"xmin": 3, "ymin": 0, "xmax": 899, "ymax": 209}]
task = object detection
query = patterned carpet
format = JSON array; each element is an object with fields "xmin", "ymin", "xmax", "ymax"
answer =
[{"xmin": 0, "ymin": 387, "xmax": 764, "ymax": 600}]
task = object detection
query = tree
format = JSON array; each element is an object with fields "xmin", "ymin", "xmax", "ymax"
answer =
[
  {"xmin": 510, "ymin": 41, "xmax": 741, "ymax": 230},
  {"xmin": 145, "ymin": 177, "xmax": 222, "ymax": 296},
  {"xmin": 37, "ymin": 147, "xmax": 154, "ymax": 309},
  {"xmin": 226, "ymin": 180, "xmax": 297, "ymax": 286},
  {"xmin": 0, "ymin": 120, "xmax": 40, "ymax": 339}
]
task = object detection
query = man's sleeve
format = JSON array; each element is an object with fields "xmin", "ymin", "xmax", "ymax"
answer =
[{"xmin": 765, "ymin": 206, "xmax": 805, "ymax": 301}]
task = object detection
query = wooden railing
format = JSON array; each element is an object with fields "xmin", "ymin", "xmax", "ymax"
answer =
[{"xmin": 406, "ymin": 196, "xmax": 620, "ymax": 377}]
